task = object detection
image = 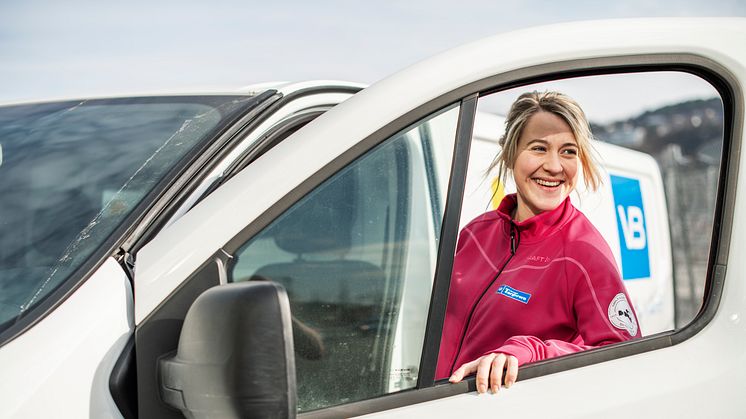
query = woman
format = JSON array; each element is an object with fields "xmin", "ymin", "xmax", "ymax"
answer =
[{"xmin": 439, "ymin": 91, "xmax": 641, "ymax": 394}]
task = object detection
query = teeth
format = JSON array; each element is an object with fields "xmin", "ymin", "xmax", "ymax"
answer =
[{"xmin": 534, "ymin": 179, "xmax": 561, "ymax": 187}]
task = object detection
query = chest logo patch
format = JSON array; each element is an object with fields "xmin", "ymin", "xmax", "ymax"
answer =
[
  {"xmin": 608, "ymin": 293, "xmax": 638, "ymax": 336},
  {"xmin": 496, "ymin": 285, "xmax": 531, "ymax": 304},
  {"xmin": 527, "ymin": 255, "xmax": 551, "ymax": 263}
]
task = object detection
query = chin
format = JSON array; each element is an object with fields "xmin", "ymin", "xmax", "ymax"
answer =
[
  {"xmin": 517, "ymin": 187, "xmax": 570, "ymax": 218},
  {"xmin": 530, "ymin": 195, "xmax": 566, "ymax": 212},
  {"xmin": 536, "ymin": 200, "xmax": 562, "ymax": 212}
]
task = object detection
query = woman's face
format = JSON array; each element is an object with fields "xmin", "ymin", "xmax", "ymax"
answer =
[{"xmin": 512, "ymin": 111, "xmax": 579, "ymax": 222}]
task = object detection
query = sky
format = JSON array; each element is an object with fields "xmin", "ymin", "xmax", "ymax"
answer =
[
  {"xmin": 478, "ymin": 71, "xmax": 720, "ymax": 124},
  {"xmin": 1, "ymin": 0, "xmax": 745, "ymax": 114}
]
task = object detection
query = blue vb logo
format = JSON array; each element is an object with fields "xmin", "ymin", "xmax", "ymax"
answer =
[
  {"xmin": 610, "ymin": 175, "xmax": 651, "ymax": 280},
  {"xmin": 617, "ymin": 205, "xmax": 646, "ymax": 250}
]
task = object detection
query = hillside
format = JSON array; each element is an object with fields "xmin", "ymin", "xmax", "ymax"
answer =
[{"xmin": 591, "ymin": 97, "xmax": 723, "ymax": 161}]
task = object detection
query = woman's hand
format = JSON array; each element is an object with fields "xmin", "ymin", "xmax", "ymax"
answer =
[{"xmin": 449, "ymin": 353, "xmax": 518, "ymax": 394}]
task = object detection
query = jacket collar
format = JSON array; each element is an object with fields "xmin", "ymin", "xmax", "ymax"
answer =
[{"xmin": 494, "ymin": 194, "xmax": 575, "ymax": 244}]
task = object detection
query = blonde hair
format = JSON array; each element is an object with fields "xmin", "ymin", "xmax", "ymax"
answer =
[{"xmin": 488, "ymin": 91, "xmax": 602, "ymax": 191}]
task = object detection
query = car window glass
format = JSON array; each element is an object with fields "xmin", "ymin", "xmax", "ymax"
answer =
[
  {"xmin": 440, "ymin": 71, "xmax": 723, "ymax": 378},
  {"xmin": 229, "ymin": 104, "xmax": 459, "ymax": 412}
]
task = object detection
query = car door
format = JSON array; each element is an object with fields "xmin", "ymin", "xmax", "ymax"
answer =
[{"xmin": 133, "ymin": 19, "xmax": 745, "ymax": 418}]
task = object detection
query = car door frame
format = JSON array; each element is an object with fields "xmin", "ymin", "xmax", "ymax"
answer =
[
  {"xmin": 305, "ymin": 54, "xmax": 740, "ymax": 418},
  {"xmin": 132, "ymin": 52, "xmax": 741, "ymax": 418}
]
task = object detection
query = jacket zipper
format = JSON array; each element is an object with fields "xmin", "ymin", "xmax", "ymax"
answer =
[{"xmin": 449, "ymin": 222, "xmax": 520, "ymax": 375}]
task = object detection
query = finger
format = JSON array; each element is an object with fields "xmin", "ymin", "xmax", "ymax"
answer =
[
  {"xmin": 449, "ymin": 359, "xmax": 478, "ymax": 383},
  {"xmin": 489, "ymin": 353, "xmax": 506, "ymax": 393},
  {"xmin": 476, "ymin": 354, "xmax": 496, "ymax": 394},
  {"xmin": 504, "ymin": 356, "xmax": 519, "ymax": 388},
  {"xmin": 449, "ymin": 364, "xmax": 465, "ymax": 383}
]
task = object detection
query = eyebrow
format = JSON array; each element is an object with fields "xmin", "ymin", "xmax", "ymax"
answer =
[{"xmin": 526, "ymin": 139, "xmax": 578, "ymax": 148}]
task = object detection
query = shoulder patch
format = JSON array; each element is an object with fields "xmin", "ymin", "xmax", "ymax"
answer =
[{"xmin": 607, "ymin": 293, "xmax": 638, "ymax": 337}]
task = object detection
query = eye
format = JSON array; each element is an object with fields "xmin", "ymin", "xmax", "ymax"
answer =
[
  {"xmin": 530, "ymin": 145, "xmax": 547, "ymax": 152},
  {"xmin": 561, "ymin": 148, "xmax": 578, "ymax": 156}
]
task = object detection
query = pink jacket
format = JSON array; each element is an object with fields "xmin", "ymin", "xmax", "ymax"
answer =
[{"xmin": 436, "ymin": 194, "xmax": 641, "ymax": 379}]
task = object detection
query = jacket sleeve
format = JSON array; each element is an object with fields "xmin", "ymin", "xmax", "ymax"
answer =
[
  {"xmin": 489, "ymin": 336, "xmax": 594, "ymax": 365},
  {"xmin": 488, "ymin": 247, "xmax": 641, "ymax": 366},
  {"xmin": 569, "ymin": 244, "xmax": 642, "ymax": 343}
]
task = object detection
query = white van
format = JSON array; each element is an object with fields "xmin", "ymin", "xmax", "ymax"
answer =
[
  {"xmin": 464, "ymin": 112, "xmax": 674, "ymax": 336},
  {"xmin": 0, "ymin": 18, "xmax": 743, "ymax": 418}
]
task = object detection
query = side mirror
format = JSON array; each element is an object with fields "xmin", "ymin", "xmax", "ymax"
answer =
[{"xmin": 159, "ymin": 281, "xmax": 297, "ymax": 419}]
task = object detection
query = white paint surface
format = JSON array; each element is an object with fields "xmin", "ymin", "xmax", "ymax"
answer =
[{"xmin": 0, "ymin": 258, "xmax": 133, "ymax": 418}]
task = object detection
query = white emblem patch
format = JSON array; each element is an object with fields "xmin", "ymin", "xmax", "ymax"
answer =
[{"xmin": 607, "ymin": 293, "xmax": 638, "ymax": 337}]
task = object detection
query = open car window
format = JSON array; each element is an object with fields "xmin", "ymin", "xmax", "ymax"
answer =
[{"xmin": 443, "ymin": 70, "xmax": 723, "ymax": 377}]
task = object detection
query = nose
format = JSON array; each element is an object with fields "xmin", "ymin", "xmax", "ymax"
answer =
[{"xmin": 542, "ymin": 151, "xmax": 563, "ymax": 174}]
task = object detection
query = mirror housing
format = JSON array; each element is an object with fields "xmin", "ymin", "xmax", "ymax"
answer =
[{"xmin": 159, "ymin": 281, "xmax": 296, "ymax": 419}]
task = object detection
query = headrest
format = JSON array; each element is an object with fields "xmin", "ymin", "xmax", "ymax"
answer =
[{"xmin": 271, "ymin": 172, "xmax": 356, "ymax": 255}]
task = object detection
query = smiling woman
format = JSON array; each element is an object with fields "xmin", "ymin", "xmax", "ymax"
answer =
[
  {"xmin": 442, "ymin": 91, "xmax": 640, "ymax": 394},
  {"xmin": 499, "ymin": 93, "xmax": 589, "ymax": 221},
  {"xmin": 512, "ymin": 116, "xmax": 579, "ymax": 221}
]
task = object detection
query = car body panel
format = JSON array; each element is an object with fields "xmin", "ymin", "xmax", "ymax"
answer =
[{"xmin": 0, "ymin": 257, "xmax": 132, "ymax": 418}]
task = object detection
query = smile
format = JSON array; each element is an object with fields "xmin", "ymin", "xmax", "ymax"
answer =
[{"xmin": 533, "ymin": 178, "xmax": 563, "ymax": 187}]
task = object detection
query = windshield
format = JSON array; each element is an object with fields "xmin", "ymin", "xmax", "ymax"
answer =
[{"xmin": 0, "ymin": 95, "xmax": 260, "ymax": 334}]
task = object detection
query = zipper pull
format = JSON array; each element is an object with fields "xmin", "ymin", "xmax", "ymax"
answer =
[{"xmin": 510, "ymin": 227, "xmax": 516, "ymax": 255}]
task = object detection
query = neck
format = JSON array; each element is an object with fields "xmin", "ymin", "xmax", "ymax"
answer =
[{"xmin": 513, "ymin": 196, "xmax": 538, "ymax": 222}]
